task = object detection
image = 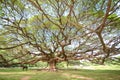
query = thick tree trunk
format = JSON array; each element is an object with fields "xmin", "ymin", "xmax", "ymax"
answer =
[{"xmin": 48, "ymin": 60, "xmax": 57, "ymax": 71}]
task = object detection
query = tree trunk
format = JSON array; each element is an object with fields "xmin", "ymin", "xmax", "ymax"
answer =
[{"xmin": 48, "ymin": 60, "xmax": 57, "ymax": 71}]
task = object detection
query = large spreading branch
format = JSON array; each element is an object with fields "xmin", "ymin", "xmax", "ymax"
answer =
[{"xmin": 0, "ymin": 42, "xmax": 29, "ymax": 50}]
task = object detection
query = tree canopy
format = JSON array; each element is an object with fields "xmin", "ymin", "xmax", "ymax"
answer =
[{"xmin": 0, "ymin": 0, "xmax": 120, "ymax": 71}]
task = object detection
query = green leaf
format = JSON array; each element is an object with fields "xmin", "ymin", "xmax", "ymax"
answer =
[
  {"xmin": 108, "ymin": 14, "xmax": 118, "ymax": 19},
  {"xmin": 50, "ymin": 25, "xmax": 58, "ymax": 30},
  {"xmin": 0, "ymin": 36, "xmax": 5, "ymax": 41},
  {"xmin": 94, "ymin": 10, "xmax": 104, "ymax": 17},
  {"xmin": 11, "ymin": 0, "xmax": 24, "ymax": 10},
  {"xmin": 0, "ymin": 5, "xmax": 4, "ymax": 17}
]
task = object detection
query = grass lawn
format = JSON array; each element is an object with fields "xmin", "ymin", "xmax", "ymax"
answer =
[{"xmin": 0, "ymin": 66, "xmax": 120, "ymax": 80}]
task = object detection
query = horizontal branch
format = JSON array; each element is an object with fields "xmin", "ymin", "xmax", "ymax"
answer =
[{"xmin": 0, "ymin": 42, "xmax": 29, "ymax": 50}]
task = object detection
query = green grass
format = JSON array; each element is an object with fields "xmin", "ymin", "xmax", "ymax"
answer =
[
  {"xmin": 30, "ymin": 72, "xmax": 70, "ymax": 80},
  {"xmin": 64, "ymin": 69, "xmax": 120, "ymax": 80},
  {"xmin": 0, "ymin": 74, "xmax": 24, "ymax": 80},
  {"xmin": 0, "ymin": 67, "xmax": 120, "ymax": 80}
]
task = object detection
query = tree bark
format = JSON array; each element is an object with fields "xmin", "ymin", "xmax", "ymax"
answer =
[{"xmin": 48, "ymin": 60, "xmax": 57, "ymax": 71}]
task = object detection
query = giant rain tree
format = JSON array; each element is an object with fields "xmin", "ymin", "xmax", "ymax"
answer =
[{"xmin": 0, "ymin": 0, "xmax": 120, "ymax": 71}]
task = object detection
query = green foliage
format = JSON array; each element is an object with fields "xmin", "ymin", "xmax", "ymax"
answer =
[
  {"xmin": 95, "ymin": 10, "xmax": 104, "ymax": 17},
  {"xmin": 0, "ymin": 50, "xmax": 6, "ymax": 54},
  {"xmin": 57, "ymin": 62, "xmax": 67, "ymax": 68},
  {"xmin": 68, "ymin": 60, "xmax": 81, "ymax": 66},
  {"xmin": 106, "ymin": 57, "xmax": 120, "ymax": 65},
  {"xmin": 0, "ymin": 36, "xmax": 6, "ymax": 45},
  {"xmin": 0, "ymin": 68, "xmax": 22, "ymax": 72},
  {"xmin": 108, "ymin": 14, "xmax": 120, "ymax": 29},
  {"xmin": 10, "ymin": 0, "xmax": 24, "ymax": 10},
  {"xmin": 0, "ymin": 8, "xmax": 4, "ymax": 17},
  {"xmin": 50, "ymin": 24, "xmax": 59, "ymax": 30},
  {"xmin": 108, "ymin": 14, "xmax": 118, "ymax": 19},
  {"xmin": 36, "ymin": 61, "xmax": 47, "ymax": 68},
  {"xmin": 0, "ymin": 36, "xmax": 5, "ymax": 41}
]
